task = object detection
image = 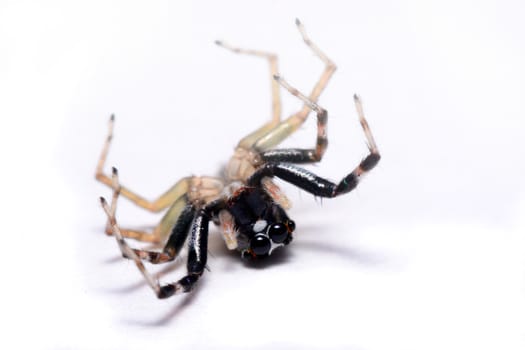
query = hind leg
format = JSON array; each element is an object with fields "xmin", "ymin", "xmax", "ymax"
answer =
[
  {"xmin": 215, "ymin": 41, "xmax": 282, "ymax": 148},
  {"xmin": 259, "ymin": 75, "xmax": 328, "ymax": 164},
  {"xmin": 253, "ymin": 19, "xmax": 336, "ymax": 151},
  {"xmin": 95, "ymin": 115, "xmax": 190, "ymax": 213},
  {"xmin": 101, "ymin": 171, "xmax": 221, "ymax": 298},
  {"xmin": 102, "ymin": 168, "xmax": 224, "ymax": 243},
  {"xmin": 102, "ymin": 167, "xmax": 189, "ymax": 243}
]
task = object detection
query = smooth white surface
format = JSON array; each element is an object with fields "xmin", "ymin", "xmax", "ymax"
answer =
[{"xmin": 1, "ymin": 1, "xmax": 524, "ymax": 349}]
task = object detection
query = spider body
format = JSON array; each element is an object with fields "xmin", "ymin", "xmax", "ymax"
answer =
[{"xmin": 97, "ymin": 20, "xmax": 380, "ymax": 299}]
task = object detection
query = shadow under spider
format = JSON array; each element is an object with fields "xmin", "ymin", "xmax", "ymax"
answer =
[
  {"xmin": 101, "ymin": 223, "xmax": 388, "ymax": 326},
  {"xmin": 123, "ymin": 281, "xmax": 206, "ymax": 327},
  {"xmin": 296, "ymin": 240, "xmax": 390, "ymax": 266}
]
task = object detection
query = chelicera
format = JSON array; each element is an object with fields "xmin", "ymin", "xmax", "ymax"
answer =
[{"xmin": 96, "ymin": 19, "xmax": 380, "ymax": 299}]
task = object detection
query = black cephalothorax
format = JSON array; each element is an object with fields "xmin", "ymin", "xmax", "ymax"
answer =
[{"xmin": 226, "ymin": 186, "xmax": 295, "ymax": 259}]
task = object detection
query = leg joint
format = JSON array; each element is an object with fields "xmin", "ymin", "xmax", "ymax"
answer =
[{"xmin": 360, "ymin": 152, "xmax": 381, "ymax": 172}]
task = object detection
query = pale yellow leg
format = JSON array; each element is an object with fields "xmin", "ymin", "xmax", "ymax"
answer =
[
  {"xmin": 108, "ymin": 197, "xmax": 188, "ymax": 243},
  {"xmin": 215, "ymin": 41, "xmax": 282, "ymax": 148},
  {"xmin": 253, "ymin": 19, "xmax": 337, "ymax": 151},
  {"xmin": 95, "ymin": 115, "xmax": 190, "ymax": 213},
  {"xmin": 102, "ymin": 167, "xmax": 189, "ymax": 243},
  {"xmin": 100, "ymin": 173, "xmax": 162, "ymax": 296}
]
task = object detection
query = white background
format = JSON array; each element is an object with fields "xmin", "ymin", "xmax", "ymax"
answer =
[{"xmin": 1, "ymin": 0, "xmax": 524, "ymax": 349}]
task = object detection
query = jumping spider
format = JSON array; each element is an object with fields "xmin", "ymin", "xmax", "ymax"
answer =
[{"xmin": 96, "ymin": 20, "xmax": 380, "ymax": 299}]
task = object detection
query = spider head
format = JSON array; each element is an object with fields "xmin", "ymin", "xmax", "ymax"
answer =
[{"xmin": 227, "ymin": 186, "xmax": 295, "ymax": 259}]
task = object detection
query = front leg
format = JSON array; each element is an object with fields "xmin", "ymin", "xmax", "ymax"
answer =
[
  {"xmin": 102, "ymin": 197, "xmax": 213, "ymax": 298},
  {"xmin": 157, "ymin": 199, "xmax": 226, "ymax": 298},
  {"xmin": 258, "ymin": 75, "xmax": 328, "ymax": 164},
  {"xmin": 96, "ymin": 115, "xmax": 191, "ymax": 213},
  {"xmin": 247, "ymin": 154, "xmax": 378, "ymax": 198},
  {"xmin": 101, "ymin": 169, "xmax": 223, "ymax": 299},
  {"xmin": 249, "ymin": 95, "xmax": 380, "ymax": 198},
  {"xmin": 157, "ymin": 209, "xmax": 211, "ymax": 298}
]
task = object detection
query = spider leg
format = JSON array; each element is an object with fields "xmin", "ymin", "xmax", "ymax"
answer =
[
  {"xmin": 156, "ymin": 200, "xmax": 226, "ymax": 298},
  {"xmin": 103, "ymin": 168, "xmax": 194, "ymax": 256},
  {"xmin": 96, "ymin": 117, "xmax": 224, "ymax": 241},
  {"xmin": 215, "ymin": 41, "xmax": 282, "ymax": 148},
  {"xmin": 253, "ymin": 19, "xmax": 336, "ymax": 151},
  {"xmin": 100, "ymin": 167, "xmax": 189, "ymax": 243},
  {"xmin": 101, "ymin": 178, "xmax": 163, "ymax": 296},
  {"xmin": 126, "ymin": 204, "xmax": 196, "ymax": 264},
  {"xmin": 95, "ymin": 115, "xmax": 191, "ymax": 213},
  {"xmin": 248, "ymin": 95, "xmax": 380, "ymax": 197},
  {"xmin": 157, "ymin": 208, "xmax": 211, "ymax": 298},
  {"xmin": 259, "ymin": 75, "xmax": 328, "ymax": 164},
  {"xmin": 101, "ymin": 170, "xmax": 221, "ymax": 298}
]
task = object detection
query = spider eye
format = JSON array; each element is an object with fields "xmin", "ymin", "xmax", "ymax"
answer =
[
  {"xmin": 250, "ymin": 234, "xmax": 271, "ymax": 256},
  {"xmin": 268, "ymin": 223, "xmax": 288, "ymax": 243}
]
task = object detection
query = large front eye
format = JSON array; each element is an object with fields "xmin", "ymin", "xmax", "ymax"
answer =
[
  {"xmin": 268, "ymin": 223, "xmax": 288, "ymax": 243},
  {"xmin": 250, "ymin": 234, "xmax": 271, "ymax": 256}
]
